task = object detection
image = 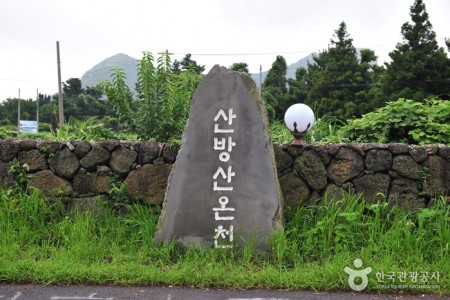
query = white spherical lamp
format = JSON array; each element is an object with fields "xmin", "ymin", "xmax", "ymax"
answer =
[{"xmin": 284, "ymin": 103, "xmax": 315, "ymax": 145}]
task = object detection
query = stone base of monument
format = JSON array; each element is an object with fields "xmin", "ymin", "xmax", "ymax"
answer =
[{"xmin": 154, "ymin": 65, "xmax": 284, "ymax": 251}]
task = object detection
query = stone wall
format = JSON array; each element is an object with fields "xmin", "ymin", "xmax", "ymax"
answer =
[
  {"xmin": 0, "ymin": 139, "xmax": 449, "ymax": 211},
  {"xmin": 274, "ymin": 142, "xmax": 449, "ymax": 210},
  {"xmin": 0, "ymin": 139, "xmax": 176, "ymax": 211}
]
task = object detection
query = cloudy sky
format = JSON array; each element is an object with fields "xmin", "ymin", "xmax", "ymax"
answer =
[{"xmin": 0, "ymin": 0, "xmax": 449, "ymax": 102}]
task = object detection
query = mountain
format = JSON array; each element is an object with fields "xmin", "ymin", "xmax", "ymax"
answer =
[
  {"xmin": 81, "ymin": 52, "xmax": 317, "ymax": 91},
  {"xmin": 250, "ymin": 53, "xmax": 316, "ymax": 89},
  {"xmin": 81, "ymin": 53, "xmax": 138, "ymax": 91}
]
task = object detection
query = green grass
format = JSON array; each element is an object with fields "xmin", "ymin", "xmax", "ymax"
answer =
[
  {"xmin": 0, "ymin": 120, "xmax": 138, "ymax": 141},
  {"xmin": 0, "ymin": 187, "xmax": 448, "ymax": 294}
]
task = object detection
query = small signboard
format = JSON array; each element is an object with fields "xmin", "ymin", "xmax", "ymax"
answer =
[{"xmin": 19, "ymin": 120, "xmax": 38, "ymax": 133}]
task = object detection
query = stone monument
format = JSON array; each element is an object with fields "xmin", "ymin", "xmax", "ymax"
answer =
[{"xmin": 154, "ymin": 65, "xmax": 283, "ymax": 251}]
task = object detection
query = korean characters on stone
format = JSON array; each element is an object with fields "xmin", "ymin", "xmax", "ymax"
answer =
[{"xmin": 212, "ymin": 107, "xmax": 237, "ymax": 248}]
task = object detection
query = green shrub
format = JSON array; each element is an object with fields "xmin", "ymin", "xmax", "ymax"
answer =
[
  {"xmin": 51, "ymin": 117, "xmax": 114, "ymax": 141},
  {"xmin": 269, "ymin": 115, "xmax": 347, "ymax": 144},
  {"xmin": 341, "ymin": 98, "xmax": 450, "ymax": 145},
  {"xmin": 0, "ymin": 125, "xmax": 18, "ymax": 139},
  {"xmin": 19, "ymin": 132, "xmax": 53, "ymax": 140}
]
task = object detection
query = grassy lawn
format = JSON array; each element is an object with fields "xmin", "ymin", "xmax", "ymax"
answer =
[{"xmin": 0, "ymin": 187, "xmax": 448, "ymax": 295}]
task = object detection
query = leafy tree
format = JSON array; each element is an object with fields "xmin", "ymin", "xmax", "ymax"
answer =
[
  {"xmin": 287, "ymin": 67, "xmax": 308, "ymax": 107},
  {"xmin": 171, "ymin": 60, "xmax": 182, "ymax": 74},
  {"xmin": 101, "ymin": 51, "xmax": 202, "ymax": 141},
  {"xmin": 85, "ymin": 86, "xmax": 103, "ymax": 99},
  {"xmin": 39, "ymin": 102, "xmax": 58, "ymax": 124},
  {"xmin": 382, "ymin": 0, "xmax": 450, "ymax": 101},
  {"xmin": 304, "ymin": 22, "xmax": 382, "ymax": 118},
  {"xmin": 63, "ymin": 78, "xmax": 83, "ymax": 97},
  {"xmin": 59, "ymin": 78, "xmax": 114, "ymax": 121},
  {"xmin": 0, "ymin": 98, "xmax": 37, "ymax": 125},
  {"xmin": 171, "ymin": 54, "xmax": 205, "ymax": 75},
  {"xmin": 100, "ymin": 68, "xmax": 134, "ymax": 123},
  {"xmin": 230, "ymin": 62, "xmax": 249, "ymax": 74},
  {"xmin": 262, "ymin": 55, "xmax": 288, "ymax": 120},
  {"xmin": 0, "ymin": 80, "xmax": 112, "ymax": 129}
]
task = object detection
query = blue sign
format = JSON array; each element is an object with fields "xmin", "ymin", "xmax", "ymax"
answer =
[{"xmin": 19, "ymin": 120, "xmax": 38, "ymax": 133}]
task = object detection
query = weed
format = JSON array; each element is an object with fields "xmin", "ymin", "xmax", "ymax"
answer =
[
  {"xmin": 51, "ymin": 117, "xmax": 114, "ymax": 141},
  {"xmin": 8, "ymin": 162, "xmax": 29, "ymax": 189},
  {"xmin": 107, "ymin": 172, "xmax": 131, "ymax": 206},
  {"xmin": 39, "ymin": 145, "xmax": 55, "ymax": 158}
]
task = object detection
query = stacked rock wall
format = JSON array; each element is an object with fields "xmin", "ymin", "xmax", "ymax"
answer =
[
  {"xmin": 0, "ymin": 139, "xmax": 176, "ymax": 211},
  {"xmin": 274, "ymin": 142, "xmax": 449, "ymax": 210},
  {"xmin": 1, "ymin": 139, "xmax": 449, "ymax": 211}
]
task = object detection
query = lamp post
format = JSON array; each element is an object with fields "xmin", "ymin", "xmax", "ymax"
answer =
[{"xmin": 284, "ymin": 103, "xmax": 315, "ymax": 146}]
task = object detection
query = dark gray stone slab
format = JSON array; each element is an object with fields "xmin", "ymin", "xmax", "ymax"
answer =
[
  {"xmin": 19, "ymin": 139, "xmax": 37, "ymax": 151},
  {"xmin": 422, "ymin": 155, "xmax": 449, "ymax": 197},
  {"xmin": 27, "ymin": 170, "xmax": 73, "ymax": 197},
  {"xmin": 48, "ymin": 147, "xmax": 80, "ymax": 179},
  {"xmin": 110, "ymin": 146, "xmax": 137, "ymax": 175},
  {"xmin": 392, "ymin": 155, "xmax": 420, "ymax": 179},
  {"xmin": 388, "ymin": 177, "xmax": 423, "ymax": 210},
  {"xmin": 273, "ymin": 143, "xmax": 293, "ymax": 176},
  {"xmin": 327, "ymin": 148, "xmax": 364, "ymax": 185},
  {"xmin": 18, "ymin": 150, "xmax": 48, "ymax": 172},
  {"xmin": 80, "ymin": 144, "xmax": 110, "ymax": 170},
  {"xmin": 154, "ymin": 65, "xmax": 283, "ymax": 251},
  {"xmin": 353, "ymin": 173, "xmax": 391, "ymax": 203},
  {"xmin": 0, "ymin": 139, "xmax": 19, "ymax": 162},
  {"xmin": 139, "ymin": 140, "xmax": 160, "ymax": 164},
  {"xmin": 294, "ymin": 150, "xmax": 327, "ymax": 190},
  {"xmin": 74, "ymin": 141, "xmax": 92, "ymax": 158},
  {"xmin": 279, "ymin": 172, "xmax": 310, "ymax": 210},
  {"xmin": 365, "ymin": 149, "xmax": 392, "ymax": 172},
  {"xmin": 125, "ymin": 164, "xmax": 171, "ymax": 204}
]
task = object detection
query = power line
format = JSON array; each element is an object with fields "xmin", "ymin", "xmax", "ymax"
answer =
[
  {"xmin": 169, "ymin": 51, "xmax": 312, "ymax": 56},
  {"xmin": 262, "ymin": 78, "xmax": 450, "ymax": 90},
  {"xmin": 0, "ymin": 77, "xmax": 33, "ymax": 82}
]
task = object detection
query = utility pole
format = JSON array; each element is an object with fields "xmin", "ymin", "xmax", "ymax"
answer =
[
  {"xmin": 17, "ymin": 88, "xmax": 21, "ymax": 134},
  {"xmin": 36, "ymin": 88, "xmax": 39, "ymax": 133},
  {"xmin": 56, "ymin": 41, "xmax": 64, "ymax": 125},
  {"xmin": 259, "ymin": 65, "xmax": 263, "ymax": 95}
]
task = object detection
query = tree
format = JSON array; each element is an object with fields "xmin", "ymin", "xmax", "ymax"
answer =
[
  {"xmin": 304, "ymin": 22, "xmax": 381, "ymax": 118},
  {"xmin": 286, "ymin": 67, "xmax": 308, "ymax": 107},
  {"xmin": 85, "ymin": 86, "xmax": 103, "ymax": 99},
  {"xmin": 0, "ymin": 98, "xmax": 37, "ymax": 125},
  {"xmin": 262, "ymin": 56, "xmax": 289, "ymax": 120},
  {"xmin": 230, "ymin": 62, "xmax": 249, "ymax": 74},
  {"xmin": 101, "ymin": 51, "xmax": 202, "ymax": 141},
  {"xmin": 63, "ymin": 78, "xmax": 83, "ymax": 97},
  {"xmin": 383, "ymin": 0, "xmax": 450, "ymax": 101},
  {"xmin": 171, "ymin": 54, "xmax": 205, "ymax": 75}
]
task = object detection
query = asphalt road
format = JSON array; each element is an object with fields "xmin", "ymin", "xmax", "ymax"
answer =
[{"xmin": 0, "ymin": 284, "xmax": 447, "ymax": 300}]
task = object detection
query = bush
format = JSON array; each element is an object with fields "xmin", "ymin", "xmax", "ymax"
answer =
[
  {"xmin": 341, "ymin": 98, "xmax": 450, "ymax": 145},
  {"xmin": 51, "ymin": 117, "xmax": 114, "ymax": 141},
  {"xmin": 269, "ymin": 115, "xmax": 347, "ymax": 144}
]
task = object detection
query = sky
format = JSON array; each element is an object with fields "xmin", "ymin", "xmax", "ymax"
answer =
[{"xmin": 0, "ymin": 0, "xmax": 449, "ymax": 102}]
